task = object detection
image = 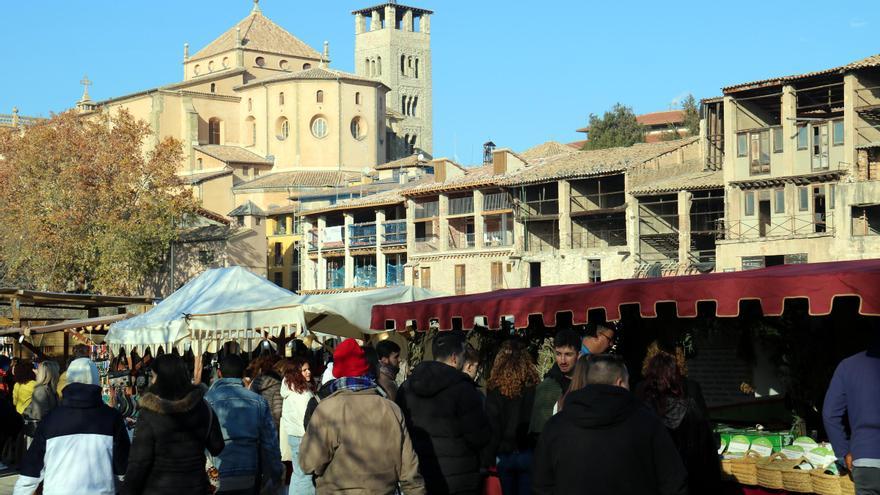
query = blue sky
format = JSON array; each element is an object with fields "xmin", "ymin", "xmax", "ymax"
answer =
[{"xmin": 2, "ymin": 0, "xmax": 878, "ymax": 163}]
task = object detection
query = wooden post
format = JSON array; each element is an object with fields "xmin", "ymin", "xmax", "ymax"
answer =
[{"xmin": 63, "ymin": 331, "xmax": 70, "ymax": 365}]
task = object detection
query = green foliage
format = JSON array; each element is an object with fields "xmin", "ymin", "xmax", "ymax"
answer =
[
  {"xmin": 0, "ymin": 110, "xmax": 197, "ymax": 295},
  {"xmin": 682, "ymin": 94, "xmax": 700, "ymax": 136},
  {"xmin": 582, "ymin": 103, "xmax": 645, "ymax": 150}
]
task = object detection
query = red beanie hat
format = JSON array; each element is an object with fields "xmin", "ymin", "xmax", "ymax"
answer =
[{"xmin": 333, "ymin": 339, "xmax": 370, "ymax": 378}]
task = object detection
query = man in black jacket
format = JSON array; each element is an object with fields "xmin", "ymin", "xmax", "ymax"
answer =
[
  {"xmin": 397, "ymin": 331, "xmax": 491, "ymax": 495},
  {"xmin": 532, "ymin": 354, "xmax": 688, "ymax": 495}
]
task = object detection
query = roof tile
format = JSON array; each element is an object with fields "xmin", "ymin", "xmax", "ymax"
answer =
[
  {"xmin": 195, "ymin": 145, "xmax": 273, "ymax": 165},
  {"xmin": 191, "ymin": 11, "xmax": 321, "ymax": 61}
]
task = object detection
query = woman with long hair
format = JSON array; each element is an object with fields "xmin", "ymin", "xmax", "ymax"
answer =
[
  {"xmin": 280, "ymin": 357, "xmax": 315, "ymax": 495},
  {"xmin": 484, "ymin": 341, "xmax": 540, "ymax": 495},
  {"xmin": 636, "ymin": 352, "xmax": 720, "ymax": 494},
  {"xmin": 124, "ymin": 353, "xmax": 224, "ymax": 495},
  {"xmin": 24, "ymin": 361, "xmax": 60, "ymax": 441},
  {"xmin": 555, "ymin": 354, "xmax": 590, "ymax": 413}
]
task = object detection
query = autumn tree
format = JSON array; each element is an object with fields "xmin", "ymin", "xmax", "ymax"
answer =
[
  {"xmin": 0, "ymin": 110, "xmax": 197, "ymax": 295},
  {"xmin": 582, "ymin": 104, "xmax": 645, "ymax": 150}
]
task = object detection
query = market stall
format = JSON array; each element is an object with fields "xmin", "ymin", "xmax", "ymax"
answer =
[
  {"xmin": 187, "ymin": 285, "xmax": 442, "ymax": 340},
  {"xmin": 105, "ymin": 266, "xmax": 294, "ymax": 355},
  {"xmin": 370, "ymin": 259, "xmax": 880, "ymax": 495}
]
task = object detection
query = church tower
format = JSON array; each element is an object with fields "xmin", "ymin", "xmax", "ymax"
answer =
[{"xmin": 353, "ymin": 2, "xmax": 433, "ymax": 159}]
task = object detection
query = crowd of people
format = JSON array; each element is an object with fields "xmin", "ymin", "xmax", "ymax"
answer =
[{"xmin": 8, "ymin": 323, "xmax": 879, "ymax": 494}]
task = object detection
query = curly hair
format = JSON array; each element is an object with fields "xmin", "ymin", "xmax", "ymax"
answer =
[
  {"xmin": 639, "ymin": 352, "xmax": 685, "ymax": 417},
  {"xmin": 282, "ymin": 357, "xmax": 313, "ymax": 394},
  {"xmin": 641, "ymin": 341, "xmax": 688, "ymax": 377},
  {"xmin": 246, "ymin": 354, "xmax": 281, "ymax": 379},
  {"xmin": 486, "ymin": 341, "xmax": 539, "ymax": 399}
]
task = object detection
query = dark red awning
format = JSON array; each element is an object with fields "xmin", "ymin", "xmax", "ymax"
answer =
[{"xmin": 370, "ymin": 259, "xmax": 880, "ymax": 331}]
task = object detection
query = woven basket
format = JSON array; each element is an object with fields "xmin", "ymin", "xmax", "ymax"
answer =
[
  {"xmin": 781, "ymin": 465, "xmax": 814, "ymax": 493},
  {"xmin": 840, "ymin": 474, "xmax": 856, "ymax": 495},
  {"xmin": 811, "ymin": 470, "xmax": 842, "ymax": 495},
  {"xmin": 757, "ymin": 453, "xmax": 803, "ymax": 490},
  {"xmin": 724, "ymin": 451, "xmax": 761, "ymax": 486}
]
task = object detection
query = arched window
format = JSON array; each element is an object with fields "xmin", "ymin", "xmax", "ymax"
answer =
[
  {"xmin": 371, "ymin": 60, "xmax": 376, "ymax": 77},
  {"xmin": 197, "ymin": 158, "xmax": 203, "ymax": 170},
  {"xmin": 401, "ymin": 95, "xmax": 406, "ymax": 114},
  {"xmin": 377, "ymin": 56, "xmax": 382, "ymax": 76},
  {"xmin": 210, "ymin": 83, "xmax": 216, "ymax": 93},
  {"xmin": 279, "ymin": 92, "xmax": 285, "ymax": 105},
  {"xmin": 409, "ymin": 134, "xmax": 417, "ymax": 153},
  {"xmin": 311, "ymin": 116, "xmax": 328, "ymax": 139},
  {"xmin": 415, "ymin": 58, "xmax": 419, "ymax": 79},
  {"xmin": 255, "ymin": 56, "xmax": 266, "ymax": 67},
  {"xmin": 316, "ymin": 90, "xmax": 324, "ymax": 103},
  {"xmin": 303, "ymin": 63, "xmax": 312, "ymax": 70},
  {"xmin": 400, "ymin": 55, "xmax": 406, "ymax": 75},
  {"xmin": 365, "ymin": 58, "xmax": 371, "ymax": 76},
  {"xmin": 350, "ymin": 117, "xmax": 366, "ymax": 140},
  {"xmin": 405, "ymin": 97, "xmax": 412, "ymax": 116},
  {"xmin": 412, "ymin": 96, "xmax": 418, "ymax": 117},
  {"xmin": 279, "ymin": 59, "xmax": 289, "ymax": 70},
  {"xmin": 355, "ymin": 92, "xmax": 361, "ymax": 105},
  {"xmin": 208, "ymin": 118, "xmax": 221, "ymax": 145},
  {"xmin": 208, "ymin": 61, "xmax": 215, "ymax": 72},
  {"xmin": 247, "ymin": 98, "xmax": 252, "ymax": 111},
  {"xmin": 276, "ymin": 117, "xmax": 289, "ymax": 141},
  {"xmin": 408, "ymin": 57, "xmax": 413, "ymax": 75}
]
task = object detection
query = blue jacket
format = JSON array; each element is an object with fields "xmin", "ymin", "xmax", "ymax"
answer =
[
  {"xmin": 14, "ymin": 383, "xmax": 130, "ymax": 495},
  {"xmin": 822, "ymin": 351, "xmax": 880, "ymax": 463},
  {"xmin": 205, "ymin": 378, "xmax": 282, "ymax": 488}
]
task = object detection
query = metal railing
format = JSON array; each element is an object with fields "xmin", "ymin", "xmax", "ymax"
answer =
[
  {"xmin": 484, "ymin": 192, "xmax": 512, "ymax": 211},
  {"xmin": 726, "ymin": 215, "xmax": 832, "ymax": 240},
  {"xmin": 572, "ymin": 229, "xmax": 627, "ymax": 249},
  {"xmin": 520, "ymin": 198, "xmax": 559, "ymax": 217},
  {"xmin": 307, "ymin": 229, "xmax": 318, "ymax": 251},
  {"xmin": 382, "ymin": 219, "xmax": 407, "ymax": 245},
  {"xmin": 321, "ymin": 225, "xmax": 345, "ymax": 249},
  {"xmin": 415, "ymin": 201, "xmax": 439, "ymax": 219},
  {"xmin": 415, "ymin": 235, "xmax": 439, "ymax": 253},
  {"xmin": 349, "ymin": 222, "xmax": 377, "ymax": 247},
  {"xmin": 448, "ymin": 232, "xmax": 475, "ymax": 250},
  {"xmin": 449, "ymin": 196, "xmax": 474, "ymax": 216}
]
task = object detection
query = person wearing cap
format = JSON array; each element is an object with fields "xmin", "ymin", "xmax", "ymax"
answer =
[
  {"xmin": 14, "ymin": 358, "xmax": 131, "ymax": 495},
  {"xmin": 299, "ymin": 338, "xmax": 425, "ymax": 494},
  {"xmin": 206, "ymin": 354, "xmax": 282, "ymax": 495},
  {"xmin": 397, "ymin": 331, "xmax": 491, "ymax": 494}
]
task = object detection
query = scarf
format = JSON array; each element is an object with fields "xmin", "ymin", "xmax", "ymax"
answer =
[{"xmin": 330, "ymin": 375, "xmax": 377, "ymax": 393}]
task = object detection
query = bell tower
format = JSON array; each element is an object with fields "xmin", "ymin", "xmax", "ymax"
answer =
[{"xmin": 353, "ymin": 2, "xmax": 433, "ymax": 159}]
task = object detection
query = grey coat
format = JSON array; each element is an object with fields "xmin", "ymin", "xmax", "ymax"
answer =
[{"xmin": 24, "ymin": 384, "xmax": 58, "ymax": 422}]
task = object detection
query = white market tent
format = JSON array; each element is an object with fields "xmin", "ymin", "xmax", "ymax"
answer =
[
  {"xmin": 105, "ymin": 266, "xmax": 295, "ymax": 354},
  {"xmin": 187, "ymin": 286, "xmax": 442, "ymax": 340}
]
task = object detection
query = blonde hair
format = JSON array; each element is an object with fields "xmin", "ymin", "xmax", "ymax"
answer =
[
  {"xmin": 35, "ymin": 361, "xmax": 60, "ymax": 390},
  {"xmin": 641, "ymin": 341, "xmax": 687, "ymax": 377}
]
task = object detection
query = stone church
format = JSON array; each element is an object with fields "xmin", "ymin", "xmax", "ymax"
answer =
[{"xmin": 75, "ymin": 0, "xmax": 433, "ymax": 216}]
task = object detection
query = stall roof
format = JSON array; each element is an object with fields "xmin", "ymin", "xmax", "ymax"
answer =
[
  {"xmin": 0, "ymin": 289, "xmax": 153, "ymax": 310},
  {"xmin": 371, "ymin": 259, "xmax": 880, "ymax": 331}
]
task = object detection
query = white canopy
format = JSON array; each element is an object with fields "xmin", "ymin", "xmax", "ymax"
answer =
[
  {"xmin": 105, "ymin": 266, "xmax": 294, "ymax": 354},
  {"xmin": 188, "ymin": 286, "xmax": 442, "ymax": 340}
]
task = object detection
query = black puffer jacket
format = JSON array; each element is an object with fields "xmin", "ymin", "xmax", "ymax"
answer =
[
  {"xmin": 397, "ymin": 361, "xmax": 491, "ymax": 495},
  {"xmin": 532, "ymin": 384, "xmax": 687, "ymax": 495},
  {"xmin": 123, "ymin": 386, "xmax": 225, "ymax": 495},
  {"xmin": 251, "ymin": 372, "xmax": 283, "ymax": 431}
]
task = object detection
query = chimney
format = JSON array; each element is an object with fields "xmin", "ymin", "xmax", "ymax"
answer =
[
  {"xmin": 431, "ymin": 158, "xmax": 465, "ymax": 183},
  {"xmin": 492, "ymin": 148, "xmax": 527, "ymax": 175}
]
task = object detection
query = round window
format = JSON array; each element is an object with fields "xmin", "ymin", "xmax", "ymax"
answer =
[
  {"xmin": 194, "ymin": 64, "xmax": 201, "ymax": 75},
  {"xmin": 350, "ymin": 117, "xmax": 367, "ymax": 141},
  {"xmin": 311, "ymin": 116, "xmax": 328, "ymax": 139},
  {"xmin": 255, "ymin": 56, "xmax": 266, "ymax": 67},
  {"xmin": 302, "ymin": 63, "xmax": 312, "ymax": 70},
  {"xmin": 222, "ymin": 57, "xmax": 230, "ymax": 68},
  {"xmin": 208, "ymin": 61, "xmax": 215, "ymax": 72},
  {"xmin": 276, "ymin": 117, "xmax": 290, "ymax": 141},
  {"xmin": 280, "ymin": 59, "xmax": 289, "ymax": 70}
]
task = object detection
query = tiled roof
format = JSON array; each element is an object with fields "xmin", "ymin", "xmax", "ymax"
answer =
[
  {"xmin": 265, "ymin": 203, "xmax": 301, "ymax": 215},
  {"xmin": 567, "ymin": 140, "xmax": 588, "ymax": 150},
  {"xmin": 630, "ymin": 170, "xmax": 724, "ymax": 195},
  {"xmin": 236, "ymin": 66, "xmax": 383, "ymax": 89},
  {"xmin": 637, "ymin": 110, "xmax": 685, "ymax": 127},
  {"xmin": 229, "ymin": 200, "xmax": 266, "ymax": 217},
  {"xmin": 502, "ymin": 137, "xmax": 700, "ymax": 186},
  {"xmin": 191, "ymin": 10, "xmax": 321, "ymax": 61},
  {"xmin": 375, "ymin": 154, "xmax": 430, "ymax": 170},
  {"xmin": 302, "ymin": 176, "xmax": 434, "ymax": 215},
  {"xmin": 520, "ymin": 141, "xmax": 578, "ymax": 162},
  {"xmin": 351, "ymin": 3, "xmax": 433, "ymax": 15},
  {"xmin": 234, "ymin": 170, "xmax": 359, "ymax": 190},
  {"xmin": 401, "ymin": 165, "xmax": 499, "ymax": 196},
  {"xmin": 179, "ymin": 169, "xmax": 233, "ymax": 185},
  {"xmin": 194, "ymin": 145, "xmax": 273, "ymax": 165},
  {"xmin": 178, "ymin": 225, "xmax": 238, "ymax": 243},
  {"xmin": 723, "ymin": 53, "xmax": 880, "ymax": 92}
]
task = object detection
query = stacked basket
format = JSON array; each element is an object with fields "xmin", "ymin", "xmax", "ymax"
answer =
[
  {"xmin": 756, "ymin": 453, "xmax": 805, "ymax": 491},
  {"xmin": 722, "ymin": 451, "xmax": 761, "ymax": 486}
]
